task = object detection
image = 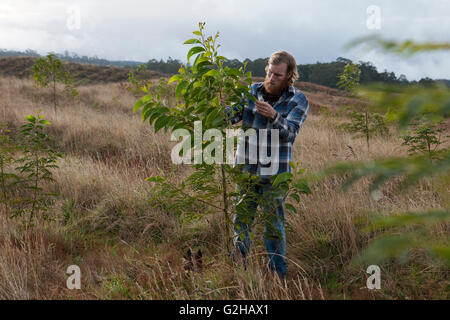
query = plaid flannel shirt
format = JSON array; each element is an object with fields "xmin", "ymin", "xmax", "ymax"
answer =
[{"xmin": 226, "ymin": 82, "xmax": 309, "ymax": 180}]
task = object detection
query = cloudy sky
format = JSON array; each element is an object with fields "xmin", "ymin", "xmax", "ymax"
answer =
[{"xmin": 1, "ymin": 0, "xmax": 449, "ymax": 80}]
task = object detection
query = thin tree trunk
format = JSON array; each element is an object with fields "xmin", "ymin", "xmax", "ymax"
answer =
[
  {"xmin": 29, "ymin": 153, "xmax": 39, "ymax": 226},
  {"xmin": 365, "ymin": 110, "xmax": 370, "ymax": 153},
  {"xmin": 0, "ymin": 160, "xmax": 9, "ymax": 213},
  {"xmin": 53, "ymin": 78, "xmax": 57, "ymax": 117},
  {"xmin": 219, "ymin": 87, "xmax": 232, "ymax": 252},
  {"xmin": 221, "ymin": 163, "xmax": 231, "ymax": 252}
]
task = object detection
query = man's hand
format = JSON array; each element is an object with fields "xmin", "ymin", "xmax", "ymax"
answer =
[{"xmin": 255, "ymin": 100, "xmax": 277, "ymax": 121}]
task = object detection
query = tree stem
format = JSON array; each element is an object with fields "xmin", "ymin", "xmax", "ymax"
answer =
[{"xmin": 221, "ymin": 163, "xmax": 231, "ymax": 252}]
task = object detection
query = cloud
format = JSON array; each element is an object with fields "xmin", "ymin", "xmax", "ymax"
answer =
[{"xmin": 0, "ymin": 0, "xmax": 448, "ymax": 80}]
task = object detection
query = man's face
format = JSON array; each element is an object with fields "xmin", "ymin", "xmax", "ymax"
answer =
[{"xmin": 264, "ymin": 62, "xmax": 291, "ymax": 95}]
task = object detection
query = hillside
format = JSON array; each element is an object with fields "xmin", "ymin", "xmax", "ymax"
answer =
[
  {"xmin": 0, "ymin": 56, "xmax": 167, "ymax": 85},
  {"xmin": 0, "ymin": 56, "xmax": 364, "ymax": 114}
]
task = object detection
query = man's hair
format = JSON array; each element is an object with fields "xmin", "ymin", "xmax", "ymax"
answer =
[{"xmin": 266, "ymin": 51, "xmax": 299, "ymax": 86}]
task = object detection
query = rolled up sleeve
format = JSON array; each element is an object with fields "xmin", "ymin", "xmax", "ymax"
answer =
[{"xmin": 270, "ymin": 96, "xmax": 309, "ymax": 143}]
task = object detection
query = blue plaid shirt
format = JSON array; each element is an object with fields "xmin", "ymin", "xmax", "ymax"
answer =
[{"xmin": 226, "ymin": 82, "xmax": 309, "ymax": 180}]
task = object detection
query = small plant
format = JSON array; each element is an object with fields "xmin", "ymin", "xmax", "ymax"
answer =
[
  {"xmin": 337, "ymin": 62, "xmax": 361, "ymax": 93},
  {"xmin": 153, "ymin": 77, "xmax": 174, "ymax": 106},
  {"xmin": 338, "ymin": 107, "xmax": 390, "ymax": 152},
  {"xmin": 14, "ymin": 113, "xmax": 62, "ymax": 225},
  {"xmin": 127, "ymin": 63, "xmax": 151, "ymax": 97},
  {"xmin": 63, "ymin": 84, "xmax": 80, "ymax": 106},
  {"xmin": 32, "ymin": 53, "xmax": 73, "ymax": 115},
  {"xmin": 400, "ymin": 117, "xmax": 448, "ymax": 161},
  {"xmin": 337, "ymin": 62, "xmax": 389, "ymax": 152}
]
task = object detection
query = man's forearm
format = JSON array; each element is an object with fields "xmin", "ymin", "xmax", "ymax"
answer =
[{"xmin": 270, "ymin": 103, "xmax": 309, "ymax": 143}]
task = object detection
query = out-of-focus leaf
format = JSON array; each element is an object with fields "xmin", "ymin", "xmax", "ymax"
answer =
[
  {"xmin": 355, "ymin": 233, "xmax": 417, "ymax": 265},
  {"xmin": 345, "ymin": 35, "xmax": 450, "ymax": 56},
  {"xmin": 362, "ymin": 210, "xmax": 450, "ymax": 233},
  {"xmin": 285, "ymin": 203, "xmax": 297, "ymax": 214}
]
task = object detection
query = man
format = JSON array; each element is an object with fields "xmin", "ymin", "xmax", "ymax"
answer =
[{"xmin": 225, "ymin": 51, "xmax": 309, "ymax": 278}]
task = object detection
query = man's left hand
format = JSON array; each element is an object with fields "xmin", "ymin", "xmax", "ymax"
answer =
[{"xmin": 255, "ymin": 100, "xmax": 276, "ymax": 121}]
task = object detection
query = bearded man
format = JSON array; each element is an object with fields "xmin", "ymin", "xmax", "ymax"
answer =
[{"xmin": 225, "ymin": 51, "xmax": 309, "ymax": 279}]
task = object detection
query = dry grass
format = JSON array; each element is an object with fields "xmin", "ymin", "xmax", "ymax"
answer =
[
  {"xmin": 0, "ymin": 75, "xmax": 448, "ymax": 300},
  {"xmin": 0, "ymin": 56, "xmax": 167, "ymax": 84}
]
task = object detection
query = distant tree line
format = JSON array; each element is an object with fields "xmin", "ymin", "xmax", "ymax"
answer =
[
  {"xmin": 1, "ymin": 48, "xmax": 448, "ymax": 88},
  {"xmin": 0, "ymin": 48, "xmax": 41, "ymax": 58},
  {"xmin": 144, "ymin": 55, "xmax": 449, "ymax": 88},
  {"xmin": 146, "ymin": 57, "xmax": 184, "ymax": 74},
  {"xmin": 298, "ymin": 57, "xmax": 449, "ymax": 88},
  {"xmin": 0, "ymin": 49, "xmax": 142, "ymax": 68}
]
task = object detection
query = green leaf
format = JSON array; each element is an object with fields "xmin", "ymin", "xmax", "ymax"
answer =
[
  {"xmin": 168, "ymin": 74, "xmax": 184, "ymax": 84},
  {"xmin": 225, "ymin": 68, "xmax": 240, "ymax": 77},
  {"xmin": 142, "ymin": 105, "xmax": 154, "ymax": 122},
  {"xmin": 365, "ymin": 210, "xmax": 450, "ymax": 232},
  {"xmin": 26, "ymin": 115, "xmax": 36, "ymax": 123},
  {"xmin": 272, "ymin": 172, "xmax": 293, "ymax": 186},
  {"xmin": 149, "ymin": 108, "xmax": 164, "ymax": 125},
  {"xmin": 175, "ymin": 80, "xmax": 189, "ymax": 101},
  {"xmin": 355, "ymin": 233, "xmax": 416, "ymax": 265},
  {"xmin": 133, "ymin": 98, "xmax": 146, "ymax": 113},
  {"xmin": 293, "ymin": 178, "xmax": 312, "ymax": 194},
  {"xmin": 192, "ymin": 31, "xmax": 202, "ymax": 36},
  {"xmin": 432, "ymin": 246, "xmax": 450, "ymax": 265},
  {"xmin": 285, "ymin": 203, "xmax": 297, "ymax": 214},
  {"xmin": 204, "ymin": 69, "xmax": 220, "ymax": 77},
  {"xmin": 289, "ymin": 193, "xmax": 300, "ymax": 203},
  {"xmin": 196, "ymin": 56, "xmax": 212, "ymax": 65},
  {"xmin": 145, "ymin": 176, "xmax": 165, "ymax": 183},
  {"xmin": 211, "ymin": 115, "xmax": 225, "ymax": 128},
  {"xmin": 205, "ymin": 108, "xmax": 219, "ymax": 125},
  {"xmin": 154, "ymin": 115, "xmax": 169, "ymax": 133},
  {"xmin": 187, "ymin": 46, "xmax": 205, "ymax": 63},
  {"xmin": 184, "ymin": 38, "xmax": 202, "ymax": 45}
]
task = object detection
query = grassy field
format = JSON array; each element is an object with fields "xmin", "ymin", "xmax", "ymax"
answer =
[{"xmin": 0, "ymin": 71, "xmax": 448, "ymax": 300}]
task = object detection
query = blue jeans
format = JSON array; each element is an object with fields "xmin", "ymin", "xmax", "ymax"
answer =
[{"xmin": 232, "ymin": 177, "xmax": 287, "ymax": 277}]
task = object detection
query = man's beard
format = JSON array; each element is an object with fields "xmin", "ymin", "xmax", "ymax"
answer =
[{"xmin": 264, "ymin": 76, "xmax": 287, "ymax": 95}]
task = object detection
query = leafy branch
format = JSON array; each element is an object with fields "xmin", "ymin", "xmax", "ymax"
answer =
[{"xmin": 316, "ymin": 37, "xmax": 450, "ymax": 266}]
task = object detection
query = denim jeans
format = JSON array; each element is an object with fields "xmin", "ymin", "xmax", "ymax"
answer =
[{"xmin": 232, "ymin": 177, "xmax": 287, "ymax": 277}]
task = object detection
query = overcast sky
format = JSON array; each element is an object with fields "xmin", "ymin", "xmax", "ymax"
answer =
[{"xmin": 1, "ymin": 0, "xmax": 449, "ymax": 80}]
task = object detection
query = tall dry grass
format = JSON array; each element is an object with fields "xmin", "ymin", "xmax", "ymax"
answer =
[{"xmin": 0, "ymin": 76, "xmax": 448, "ymax": 299}]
